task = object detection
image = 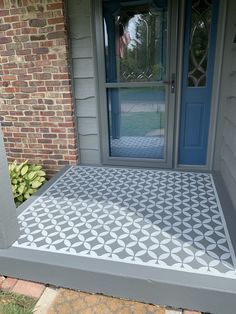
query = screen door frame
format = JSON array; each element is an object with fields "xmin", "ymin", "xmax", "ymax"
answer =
[{"xmin": 94, "ymin": 0, "xmax": 179, "ymax": 168}]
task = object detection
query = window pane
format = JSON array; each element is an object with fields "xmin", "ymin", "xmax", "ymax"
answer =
[
  {"xmin": 108, "ymin": 87, "xmax": 166, "ymax": 159},
  {"xmin": 188, "ymin": 0, "xmax": 212, "ymax": 87},
  {"xmin": 103, "ymin": 1, "xmax": 168, "ymax": 83}
]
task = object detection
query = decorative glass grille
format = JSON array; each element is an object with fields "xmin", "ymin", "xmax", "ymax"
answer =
[
  {"xmin": 188, "ymin": 0, "xmax": 212, "ymax": 87},
  {"xmin": 103, "ymin": 1, "xmax": 168, "ymax": 83}
]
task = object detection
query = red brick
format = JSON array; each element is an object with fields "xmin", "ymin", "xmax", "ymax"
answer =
[
  {"xmin": 4, "ymin": 87, "xmax": 17, "ymax": 93},
  {"xmin": 34, "ymin": 73, "xmax": 51, "ymax": 80},
  {"xmin": 0, "ymin": 0, "xmax": 78, "ymax": 177},
  {"xmin": 21, "ymin": 27, "xmax": 37, "ymax": 34},
  {"xmin": 47, "ymin": 3, "xmax": 63, "ymax": 10},
  {"xmin": 24, "ymin": 42, "xmax": 39, "ymax": 48},
  {"xmin": 1, "ymin": 277, "xmax": 18, "ymax": 291},
  {"xmin": 53, "ymin": 74, "xmax": 69, "ymax": 80},
  {"xmin": 10, "ymin": 8, "xmax": 26, "ymax": 15},
  {"xmin": 4, "ymin": 16, "xmax": 19, "ymax": 22},
  {"xmin": 30, "ymin": 35, "xmax": 46, "ymax": 41},
  {"xmin": 48, "ymin": 17, "xmax": 64, "ymax": 25},
  {"xmin": 12, "ymin": 280, "xmax": 45, "ymax": 299},
  {"xmin": 47, "ymin": 31, "xmax": 65, "ymax": 39},
  {"xmin": 0, "ymin": 0, "xmax": 4, "ymax": 8},
  {"xmin": 21, "ymin": 87, "xmax": 37, "ymax": 93},
  {"xmin": 0, "ymin": 24, "xmax": 11, "ymax": 31},
  {"xmin": 25, "ymin": 54, "xmax": 40, "ymax": 61},
  {"xmin": 2, "ymin": 75, "xmax": 17, "ymax": 80},
  {"xmin": 1, "ymin": 49, "xmax": 15, "ymax": 56},
  {"xmin": 12, "ymin": 81, "xmax": 28, "ymax": 87},
  {"xmin": 17, "ymin": 49, "xmax": 31, "ymax": 55},
  {"xmin": 0, "ymin": 10, "xmax": 9, "ymax": 17},
  {"xmin": 15, "ymin": 94, "xmax": 30, "ymax": 99},
  {"xmin": 33, "ymin": 47, "xmax": 49, "ymax": 54},
  {"xmin": 0, "ymin": 37, "xmax": 12, "ymax": 44},
  {"xmin": 13, "ymin": 21, "xmax": 28, "ymax": 29},
  {"xmin": 56, "ymin": 24, "xmax": 65, "ymax": 31},
  {"xmin": 29, "ymin": 19, "xmax": 46, "ymax": 28}
]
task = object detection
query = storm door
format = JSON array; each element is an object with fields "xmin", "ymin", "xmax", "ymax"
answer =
[{"xmin": 97, "ymin": 0, "xmax": 178, "ymax": 168}]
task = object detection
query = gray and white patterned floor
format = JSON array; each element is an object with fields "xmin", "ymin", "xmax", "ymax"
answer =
[
  {"xmin": 110, "ymin": 136, "xmax": 164, "ymax": 159},
  {"xmin": 13, "ymin": 166, "xmax": 236, "ymax": 279}
]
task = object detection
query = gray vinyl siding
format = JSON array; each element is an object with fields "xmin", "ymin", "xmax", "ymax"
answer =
[
  {"xmin": 67, "ymin": 0, "xmax": 101, "ymax": 164},
  {"xmin": 214, "ymin": 0, "xmax": 236, "ymax": 210}
]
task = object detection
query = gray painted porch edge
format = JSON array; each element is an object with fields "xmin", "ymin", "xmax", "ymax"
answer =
[{"xmin": 0, "ymin": 126, "xmax": 19, "ymax": 249}]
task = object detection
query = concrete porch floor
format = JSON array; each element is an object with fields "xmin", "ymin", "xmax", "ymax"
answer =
[{"xmin": 0, "ymin": 166, "xmax": 236, "ymax": 314}]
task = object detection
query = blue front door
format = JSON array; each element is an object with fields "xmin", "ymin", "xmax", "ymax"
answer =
[{"xmin": 178, "ymin": 0, "xmax": 219, "ymax": 165}]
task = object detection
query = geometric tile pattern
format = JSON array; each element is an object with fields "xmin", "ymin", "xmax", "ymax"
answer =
[
  {"xmin": 110, "ymin": 136, "xmax": 164, "ymax": 159},
  {"xmin": 13, "ymin": 166, "xmax": 236, "ymax": 279}
]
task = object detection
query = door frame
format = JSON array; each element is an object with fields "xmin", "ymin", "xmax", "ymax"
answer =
[
  {"xmin": 174, "ymin": 0, "xmax": 227, "ymax": 171},
  {"xmin": 93, "ymin": 0, "xmax": 179, "ymax": 169}
]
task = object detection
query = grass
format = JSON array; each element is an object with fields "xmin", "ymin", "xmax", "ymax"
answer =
[
  {"xmin": 121, "ymin": 112, "xmax": 165, "ymax": 137},
  {"xmin": 0, "ymin": 291, "xmax": 36, "ymax": 314}
]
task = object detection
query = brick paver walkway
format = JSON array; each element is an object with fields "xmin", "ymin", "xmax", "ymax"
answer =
[
  {"xmin": 47, "ymin": 289, "xmax": 166, "ymax": 314},
  {"xmin": 0, "ymin": 276, "xmax": 202, "ymax": 314}
]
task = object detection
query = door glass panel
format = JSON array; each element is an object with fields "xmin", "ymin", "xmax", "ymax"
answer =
[
  {"xmin": 188, "ymin": 0, "xmax": 212, "ymax": 87},
  {"xmin": 108, "ymin": 87, "xmax": 166, "ymax": 159},
  {"xmin": 103, "ymin": 0, "xmax": 169, "ymax": 161},
  {"xmin": 103, "ymin": 1, "xmax": 168, "ymax": 82}
]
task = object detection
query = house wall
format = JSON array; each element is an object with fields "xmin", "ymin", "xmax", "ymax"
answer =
[
  {"xmin": 214, "ymin": 0, "xmax": 236, "ymax": 210},
  {"xmin": 67, "ymin": 0, "xmax": 101, "ymax": 164},
  {"xmin": 0, "ymin": 0, "xmax": 78, "ymax": 177}
]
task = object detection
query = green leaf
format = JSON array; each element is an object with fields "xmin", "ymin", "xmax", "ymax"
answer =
[
  {"xmin": 12, "ymin": 185, "xmax": 17, "ymax": 192},
  {"xmin": 10, "ymin": 161, "xmax": 46, "ymax": 207},
  {"xmin": 21, "ymin": 165, "xmax": 29, "ymax": 176},
  {"xmin": 9, "ymin": 162, "xmax": 17, "ymax": 172},
  {"xmin": 31, "ymin": 181, "xmax": 42, "ymax": 189},
  {"xmin": 12, "ymin": 179, "xmax": 18, "ymax": 185},
  {"xmin": 17, "ymin": 184, "xmax": 25, "ymax": 195},
  {"xmin": 39, "ymin": 177, "xmax": 46, "ymax": 183},
  {"xmin": 18, "ymin": 195, "xmax": 24, "ymax": 202},
  {"xmin": 24, "ymin": 192, "xmax": 31, "ymax": 199},
  {"xmin": 31, "ymin": 165, "xmax": 42, "ymax": 171},
  {"xmin": 37, "ymin": 170, "xmax": 46, "ymax": 177},
  {"xmin": 28, "ymin": 172, "xmax": 37, "ymax": 181}
]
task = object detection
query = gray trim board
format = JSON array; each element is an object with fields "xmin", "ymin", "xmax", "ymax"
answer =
[
  {"xmin": 207, "ymin": 0, "xmax": 227, "ymax": 171},
  {"xmin": 0, "ymin": 166, "xmax": 236, "ymax": 314},
  {"xmin": 67, "ymin": 0, "xmax": 101, "ymax": 165},
  {"xmin": 213, "ymin": 171, "xmax": 236, "ymax": 253},
  {"xmin": 0, "ymin": 126, "xmax": 19, "ymax": 248},
  {"xmin": 0, "ymin": 246, "xmax": 236, "ymax": 314}
]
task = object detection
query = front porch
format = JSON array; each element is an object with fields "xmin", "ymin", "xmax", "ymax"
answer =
[{"xmin": 1, "ymin": 166, "xmax": 236, "ymax": 314}]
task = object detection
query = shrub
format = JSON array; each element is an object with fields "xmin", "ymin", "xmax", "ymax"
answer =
[{"xmin": 9, "ymin": 161, "xmax": 46, "ymax": 207}]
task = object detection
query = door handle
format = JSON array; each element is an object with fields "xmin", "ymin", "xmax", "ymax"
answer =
[{"xmin": 163, "ymin": 74, "xmax": 176, "ymax": 93}]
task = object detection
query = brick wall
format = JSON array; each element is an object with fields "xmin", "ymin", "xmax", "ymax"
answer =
[{"xmin": 0, "ymin": 0, "xmax": 78, "ymax": 177}]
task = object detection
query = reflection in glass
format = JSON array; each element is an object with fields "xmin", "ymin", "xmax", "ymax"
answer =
[
  {"xmin": 103, "ymin": 1, "xmax": 168, "ymax": 82},
  {"xmin": 108, "ymin": 87, "xmax": 166, "ymax": 159},
  {"xmin": 188, "ymin": 0, "xmax": 212, "ymax": 87}
]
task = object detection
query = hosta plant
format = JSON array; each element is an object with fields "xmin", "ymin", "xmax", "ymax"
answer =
[{"xmin": 9, "ymin": 161, "xmax": 46, "ymax": 207}]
